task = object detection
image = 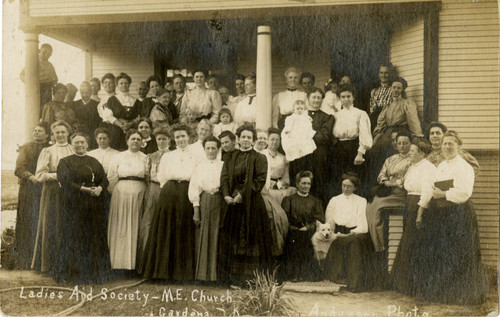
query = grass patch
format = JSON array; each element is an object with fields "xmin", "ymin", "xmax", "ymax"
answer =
[{"xmin": 1, "ymin": 170, "xmax": 19, "ymax": 210}]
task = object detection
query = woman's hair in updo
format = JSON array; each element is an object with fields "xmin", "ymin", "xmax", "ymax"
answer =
[
  {"xmin": 50, "ymin": 120, "xmax": 72, "ymax": 135},
  {"xmin": 193, "ymin": 68, "xmax": 209, "ymax": 78},
  {"xmin": 295, "ymin": 170, "xmax": 313, "ymax": 185},
  {"xmin": 70, "ymin": 132, "xmax": 91, "ymax": 145},
  {"xmin": 336, "ymin": 83, "xmax": 356, "ymax": 98},
  {"xmin": 443, "ymin": 130, "xmax": 463, "ymax": 146},
  {"xmin": 34, "ymin": 122, "xmax": 51, "ymax": 136},
  {"xmin": 138, "ymin": 117, "xmax": 153, "ymax": 130},
  {"xmin": 153, "ymin": 126, "xmax": 171, "ymax": 138},
  {"xmin": 236, "ymin": 123, "xmax": 257, "ymax": 141},
  {"xmin": 203, "ymin": 135, "xmax": 221, "ymax": 149},
  {"xmin": 341, "ymin": 171, "xmax": 361, "ymax": 188},
  {"xmin": 125, "ymin": 129, "xmax": 141, "ymax": 141},
  {"xmin": 307, "ymin": 87, "xmax": 325, "ymax": 99},
  {"xmin": 267, "ymin": 127, "xmax": 281, "ymax": 138},
  {"xmin": 284, "ymin": 67, "xmax": 301, "ymax": 77},
  {"xmin": 146, "ymin": 75, "xmax": 162, "ymax": 87},
  {"xmin": 425, "ymin": 121, "xmax": 448, "ymax": 140},
  {"xmin": 412, "ymin": 138, "xmax": 433, "ymax": 156},
  {"xmin": 396, "ymin": 129, "xmax": 412, "ymax": 142},
  {"xmin": 171, "ymin": 123, "xmax": 193, "ymax": 137},
  {"xmin": 116, "ymin": 72, "xmax": 132, "ymax": 85},
  {"xmin": 94, "ymin": 127, "xmax": 112, "ymax": 140},
  {"xmin": 392, "ymin": 77, "xmax": 408, "ymax": 91},
  {"xmin": 101, "ymin": 73, "xmax": 115, "ymax": 84},
  {"xmin": 52, "ymin": 83, "xmax": 68, "ymax": 96}
]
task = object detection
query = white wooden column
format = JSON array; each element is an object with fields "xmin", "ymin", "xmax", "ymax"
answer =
[
  {"xmin": 255, "ymin": 26, "xmax": 272, "ymax": 129},
  {"xmin": 24, "ymin": 32, "xmax": 40, "ymax": 141}
]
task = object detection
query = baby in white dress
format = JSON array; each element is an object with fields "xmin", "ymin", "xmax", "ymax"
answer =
[{"xmin": 281, "ymin": 100, "xmax": 317, "ymax": 161}]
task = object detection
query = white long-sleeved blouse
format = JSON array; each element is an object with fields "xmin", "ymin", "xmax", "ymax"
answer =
[
  {"xmin": 271, "ymin": 90, "xmax": 308, "ymax": 127},
  {"xmin": 403, "ymin": 159, "xmax": 436, "ymax": 196},
  {"xmin": 332, "ymin": 106, "xmax": 373, "ymax": 154},
  {"xmin": 157, "ymin": 145, "xmax": 197, "ymax": 187},
  {"xmin": 88, "ymin": 147, "xmax": 120, "ymax": 175},
  {"xmin": 35, "ymin": 143, "xmax": 74, "ymax": 182},
  {"xmin": 107, "ymin": 150, "xmax": 148, "ymax": 193},
  {"xmin": 188, "ymin": 158, "xmax": 224, "ymax": 207},
  {"xmin": 325, "ymin": 193, "xmax": 368, "ymax": 234}
]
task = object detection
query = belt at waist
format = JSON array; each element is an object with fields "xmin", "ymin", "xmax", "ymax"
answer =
[
  {"xmin": 270, "ymin": 177, "xmax": 281, "ymax": 182},
  {"xmin": 202, "ymin": 190, "xmax": 221, "ymax": 196},
  {"xmin": 338, "ymin": 137, "xmax": 359, "ymax": 142},
  {"xmin": 407, "ymin": 193, "xmax": 421, "ymax": 197},
  {"xmin": 167, "ymin": 179, "xmax": 189, "ymax": 184},
  {"xmin": 119, "ymin": 176, "xmax": 145, "ymax": 182}
]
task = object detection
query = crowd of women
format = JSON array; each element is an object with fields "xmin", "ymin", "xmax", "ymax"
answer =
[{"xmin": 13, "ymin": 64, "xmax": 488, "ymax": 305}]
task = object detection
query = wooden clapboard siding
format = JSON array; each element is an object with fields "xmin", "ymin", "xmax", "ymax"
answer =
[
  {"xmin": 387, "ymin": 214, "xmax": 403, "ymax": 272},
  {"xmin": 27, "ymin": 0, "xmax": 437, "ymax": 17},
  {"xmin": 437, "ymin": 0, "xmax": 499, "ymax": 151},
  {"xmin": 91, "ymin": 39, "xmax": 154, "ymax": 99},
  {"xmin": 390, "ymin": 16, "xmax": 425, "ymax": 123}
]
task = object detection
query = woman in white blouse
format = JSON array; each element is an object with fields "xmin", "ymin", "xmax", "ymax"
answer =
[
  {"xmin": 139, "ymin": 123, "xmax": 198, "ymax": 281},
  {"xmin": 188, "ymin": 136, "xmax": 224, "ymax": 281},
  {"xmin": 411, "ymin": 131, "xmax": 488, "ymax": 305},
  {"xmin": 234, "ymin": 73, "xmax": 257, "ymax": 127},
  {"xmin": 390, "ymin": 138, "xmax": 434, "ymax": 296},
  {"xmin": 32, "ymin": 120, "xmax": 74, "ymax": 272},
  {"xmin": 107, "ymin": 129, "xmax": 148, "ymax": 270},
  {"xmin": 272, "ymin": 67, "xmax": 308, "ymax": 129},
  {"xmin": 332, "ymin": 83, "xmax": 372, "ymax": 196},
  {"xmin": 324, "ymin": 173, "xmax": 371, "ymax": 292},
  {"xmin": 180, "ymin": 68, "xmax": 222, "ymax": 124}
]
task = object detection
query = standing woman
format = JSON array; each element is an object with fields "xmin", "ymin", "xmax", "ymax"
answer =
[
  {"xmin": 136, "ymin": 127, "xmax": 171, "ymax": 264},
  {"xmin": 104, "ymin": 73, "xmax": 141, "ymax": 150},
  {"xmin": 139, "ymin": 124, "xmax": 198, "ymax": 280},
  {"xmin": 107, "ymin": 129, "xmax": 148, "ymax": 270},
  {"xmin": 218, "ymin": 123, "xmax": 272, "ymax": 284},
  {"xmin": 97, "ymin": 73, "xmax": 116, "ymax": 122},
  {"xmin": 413, "ymin": 131, "xmax": 488, "ymax": 305},
  {"xmin": 180, "ymin": 68, "xmax": 222, "ymax": 124},
  {"xmin": 54, "ymin": 133, "xmax": 111, "ymax": 283},
  {"xmin": 289, "ymin": 88, "xmax": 334, "ymax": 207},
  {"xmin": 390, "ymin": 138, "xmax": 435, "ymax": 296},
  {"xmin": 272, "ymin": 67, "xmax": 308, "ymax": 129},
  {"xmin": 188, "ymin": 136, "xmax": 225, "ymax": 282},
  {"xmin": 41, "ymin": 83, "xmax": 77, "ymax": 129},
  {"xmin": 13, "ymin": 122, "xmax": 50, "ymax": 269},
  {"xmin": 137, "ymin": 118, "xmax": 158, "ymax": 154},
  {"xmin": 32, "ymin": 120, "xmax": 74, "ymax": 272}
]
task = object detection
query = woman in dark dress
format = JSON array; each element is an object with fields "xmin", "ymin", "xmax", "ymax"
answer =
[
  {"xmin": 53, "ymin": 133, "xmax": 111, "ymax": 283},
  {"xmin": 289, "ymin": 88, "xmax": 335, "ymax": 207},
  {"xmin": 139, "ymin": 124, "xmax": 198, "ymax": 280},
  {"xmin": 13, "ymin": 122, "xmax": 50, "ymax": 269},
  {"xmin": 104, "ymin": 72, "xmax": 141, "ymax": 150},
  {"xmin": 137, "ymin": 118, "xmax": 158, "ymax": 154},
  {"xmin": 412, "ymin": 131, "xmax": 488, "ymax": 305},
  {"xmin": 218, "ymin": 123, "xmax": 273, "ymax": 284}
]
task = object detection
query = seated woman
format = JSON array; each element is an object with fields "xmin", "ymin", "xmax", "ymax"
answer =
[
  {"xmin": 281, "ymin": 171, "xmax": 324, "ymax": 282},
  {"xmin": 390, "ymin": 138, "xmax": 435, "ymax": 296},
  {"xmin": 366, "ymin": 130, "xmax": 412, "ymax": 252},
  {"xmin": 149, "ymin": 92, "xmax": 177, "ymax": 129},
  {"xmin": 412, "ymin": 131, "xmax": 488, "ymax": 305},
  {"xmin": 324, "ymin": 173, "xmax": 371, "ymax": 292},
  {"xmin": 425, "ymin": 121, "xmax": 480, "ymax": 175}
]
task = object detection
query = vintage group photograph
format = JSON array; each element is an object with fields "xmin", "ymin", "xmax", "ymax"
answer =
[{"xmin": 1, "ymin": 0, "xmax": 499, "ymax": 315}]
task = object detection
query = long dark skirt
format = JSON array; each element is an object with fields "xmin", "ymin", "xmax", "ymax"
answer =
[
  {"xmin": 14, "ymin": 181, "xmax": 43, "ymax": 269},
  {"xmin": 390, "ymin": 194, "xmax": 420, "ymax": 295},
  {"xmin": 136, "ymin": 182, "xmax": 161, "ymax": 267},
  {"xmin": 412, "ymin": 199, "xmax": 489, "ymax": 305},
  {"xmin": 218, "ymin": 193, "xmax": 273, "ymax": 284},
  {"xmin": 331, "ymin": 139, "xmax": 366, "ymax": 196},
  {"xmin": 282, "ymin": 229, "xmax": 318, "ymax": 281},
  {"xmin": 138, "ymin": 181, "xmax": 195, "ymax": 280}
]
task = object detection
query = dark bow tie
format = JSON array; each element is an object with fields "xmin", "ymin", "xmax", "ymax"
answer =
[
  {"xmin": 248, "ymin": 95, "xmax": 255, "ymax": 104},
  {"xmin": 287, "ymin": 88, "xmax": 297, "ymax": 92}
]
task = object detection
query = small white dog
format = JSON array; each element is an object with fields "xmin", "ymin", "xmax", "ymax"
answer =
[{"xmin": 311, "ymin": 220, "xmax": 337, "ymax": 262}]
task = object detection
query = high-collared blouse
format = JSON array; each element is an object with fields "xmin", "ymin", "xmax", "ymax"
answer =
[
  {"xmin": 403, "ymin": 159, "xmax": 436, "ymax": 196},
  {"xmin": 325, "ymin": 193, "xmax": 368, "ymax": 234},
  {"xmin": 188, "ymin": 158, "xmax": 224, "ymax": 207},
  {"xmin": 180, "ymin": 87, "xmax": 222, "ymax": 124},
  {"xmin": 377, "ymin": 153, "xmax": 411, "ymax": 184},
  {"xmin": 97, "ymin": 92, "xmax": 116, "ymax": 122},
  {"xmin": 272, "ymin": 90, "xmax": 308, "ymax": 128},
  {"xmin": 157, "ymin": 145, "xmax": 197, "ymax": 187},
  {"xmin": 321, "ymin": 91, "xmax": 341, "ymax": 116},
  {"xmin": 234, "ymin": 94, "xmax": 257, "ymax": 126},
  {"xmin": 88, "ymin": 147, "xmax": 120, "ymax": 175},
  {"xmin": 419, "ymin": 154, "xmax": 474, "ymax": 208},
  {"xmin": 147, "ymin": 149, "xmax": 169, "ymax": 183},
  {"xmin": 35, "ymin": 143, "xmax": 74, "ymax": 182},
  {"xmin": 373, "ymin": 97, "xmax": 423, "ymax": 138},
  {"xmin": 262, "ymin": 149, "xmax": 290, "ymax": 186},
  {"xmin": 332, "ymin": 106, "xmax": 373, "ymax": 154},
  {"xmin": 107, "ymin": 150, "xmax": 148, "ymax": 193},
  {"xmin": 105, "ymin": 91, "xmax": 139, "ymax": 124},
  {"xmin": 370, "ymin": 84, "xmax": 392, "ymax": 114},
  {"xmin": 427, "ymin": 147, "xmax": 480, "ymax": 176}
]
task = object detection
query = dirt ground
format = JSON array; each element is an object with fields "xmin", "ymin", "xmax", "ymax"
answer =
[{"xmin": 0, "ymin": 270, "xmax": 498, "ymax": 316}]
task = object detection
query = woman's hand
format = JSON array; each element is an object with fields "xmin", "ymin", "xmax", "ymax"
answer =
[
  {"xmin": 384, "ymin": 179, "xmax": 398, "ymax": 187},
  {"xmin": 233, "ymin": 193, "xmax": 243, "ymax": 204},
  {"xmin": 299, "ymin": 226, "xmax": 308, "ymax": 231},
  {"xmin": 280, "ymin": 181, "xmax": 289, "ymax": 189},
  {"xmin": 91, "ymin": 186, "xmax": 103, "ymax": 197},
  {"xmin": 432, "ymin": 186, "xmax": 446, "ymax": 199},
  {"xmin": 193, "ymin": 206, "xmax": 201, "ymax": 226},
  {"xmin": 28, "ymin": 175, "xmax": 39, "ymax": 184},
  {"xmin": 416, "ymin": 206, "xmax": 425, "ymax": 229},
  {"xmin": 224, "ymin": 196, "xmax": 234, "ymax": 205},
  {"xmin": 354, "ymin": 153, "xmax": 365, "ymax": 165}
]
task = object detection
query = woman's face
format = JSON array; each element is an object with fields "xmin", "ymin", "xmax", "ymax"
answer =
[
  {"xmin": 391, "ymin": 81, "xmax": 404, "ymax": 98},
  {"xmin": 150, "ymin": 80, "xmax": 162, "ymax": 97},
  {"xmin": 204, "ymin": 141, "xmax": 219, "ymax": 160},
  {"xmin": 239, "ymin": 130, "xmax": 254, "ymax": 150},
  {"xmin": 33, "ymin": 126, "xmax": 48, "ymax": 143},
  {"xmin": 137, "ymin": 121, "xmax": 152, "ymax": 139},
  {"xmin": 72, "ymin": 135, "xmax": 88, "ymax": 155},
  {"xmin": 96, "ymin": 133, "xmax": 110, "ymax": 149},
  {"xmin": 244, "ymin": 79, "xmax": 256, "ymax": 95},
  {"xmin": 397, "ymin": 136, "xmax": 411, "ymax": 155},
  {"xmin": 379, "ymin": 66, "xmax": 391, "ymax": 85},
  {"xmin": 117, "ymin": 78, "xmax": 130, "ymax": 93},
  {"xmin": 267, "ymin": 133, "xmax": 281, "ymax": 152},
  {"xmin": 285, "ymin": 71, "xmax": 299, "ymax": 88},
  {"xmin": 197, "ymin": 123, "xmax": 212, "ymax": 141},
  {"xmin": 341, "ymin": 179, "xmax": 356, "ymax": 196},
  {"xmin": 297, "ymin": 177, "xmax": 312, "ymax": 195},
  {"xmin": 194, "ymin": 72, "xmax": 206, "ymax": 88},
  {"xmin": 90, "ymin": 81, "xmax": 101, "ymax": 95},
  {"xmin": 339, "ymin": 91, "xmax": 354, "ymax": 108},
  {"xmin": 53, "ymin": 88, "xmax": 66, "ymax": 102},
  {"xmin": 330, "ymin": 83, "xmax": 339, "ymax": 94},
  {"xmin": 208, "ymin": 77, "xmax": 219, "ymax": 90},
  {"xmin": 308, "ymin": 91, "xmax": 323, "ymax": 110},
  {"xmin": 408, "ymin": 144, "xmax": 425, "ymax": 164},
  {"xmin": 53, "ymin": 125, "xmax": 69, "ymax": 144},
  {"xmin": 429, "ymin": 127, "xmax": 444, "ymax": 147},
  {"xmin": 127, "ymin": 133, "xmax": 142, "ymax": 152},
  {"xmin": 235, "ymin": 79, "xmax": 245, "ymax": 95},
  {"xmin": 173, "ymin": 78, "xmax": 185, "ymax": 93},
  {"xmin": 442, "ymin": 136, "xmax": 460, "ymax": 160},
  {"xmin": 174, "ymin": 130, "xmax": 189, "ymax": 149},
  {"xmin": 103, "ymin": 78, "xmax": 115, "ymax": 94},
  {"xmin": 156, "ymin": 134, "xmax": 170, "ymax": 150},
  {"xmin": 255, "ymin": 131, "xmax": 268, "ymax": 151}
]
